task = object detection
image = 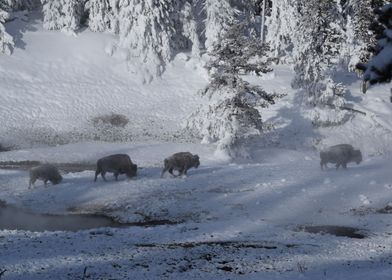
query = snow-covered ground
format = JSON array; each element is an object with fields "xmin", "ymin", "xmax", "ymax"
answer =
[
  {"xmin": 1, "ymin": 143, "xmax": 392, "ymax": 280},
  {"xmin": 1, "ymin": 12, "xmax": 392, "ymax": 280}
]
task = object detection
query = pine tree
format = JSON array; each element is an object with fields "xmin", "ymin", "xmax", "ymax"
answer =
[
  {"xmin": 292, "ymin": 0, "xmax": 350, "ymax": 126},
  {"xmin": 41, "ymin": 0, "xmax": 84, "ymax": 32},
  {"xmin": 232, "ymin": 0, "xmax": 260, "ymax": 38},
  {"xmin": 8, "ymin": 0, "xmax": 39, "ymax": 10},
  {"xmin": 42, "ymin": 0, "xmax": 63, "ymax": 30},
  {"xmin": 357, "ymin": 3, "xmax": 392, "ymax": 90},
  {"xmin": 341, "ymin": 0, "xmax": 383, "ymax": 70},
  {"xmin": 118, "ymin": 0, "xmax": 174, "ymax": 80},
  {"xmin": 187, "ymin": 23, "xmax": 283, "ymax": 157},
  {"xmin": 87, "ymin": 0, "xmax": 119, "ymax": 33},
  {"xmin": 179, "ymin": 1, "xmax": 200, "ymax": 57},
  {"xmin": 204, "ymin": 0, "xmax": 236, "ymax": 52},
  {"xmin": 207, "ymin": 23, "xmax": 272, "ymax": 75},
  {"xmin": 117, "ymin": 0, "xmax": 192, "ymax": 81},
  {"xmin": 0, "ymin": 0, "xmax": 13, "ymax": 54},
  {"xmin": 265, "ymin": 0, "xmax": 298, "ymax": 62}
]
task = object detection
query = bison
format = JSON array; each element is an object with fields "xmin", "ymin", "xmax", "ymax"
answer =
[
  {"xmin": 320, "ymin": 144, "xmax": 362, "ymax": 170},
  {"xmin": 161, "ymin": 152, "xmax": 200, "ymax": 178},
  {"xmin": 29, "ymin": 164, "xmax": 63, "ymax": 188},
  {"xmin": 94, "ymin": 154, "xmax": 137, "ymax": 182}
]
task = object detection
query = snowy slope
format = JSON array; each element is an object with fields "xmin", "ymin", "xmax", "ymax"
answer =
[{"xmin": 0, "ymin": 12, "xmax": 208, "ymax": 148}]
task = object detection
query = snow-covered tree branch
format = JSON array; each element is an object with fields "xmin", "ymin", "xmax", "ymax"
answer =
[
  {"xmin": 41, "ymin": 0, "xmax": 85, "ymax": 33},
  {"xmin": 357, "ymin": 3, "xmax": 392, "ymax": 92},
  {"xmin": 0, "ymin": 0, "xmax": 14, "ymax": 54}
]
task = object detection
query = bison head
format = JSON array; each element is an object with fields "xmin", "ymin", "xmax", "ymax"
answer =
[
  {"xmin": 353, "ymin": 150, "xmax": 362, "ymax": 164},
  {"xmin": 125, "ymin": 164, "xmax": 137, "ymax": 178},
  {"xmin": 52, "ymin": 174, "xmax": 63, "ymax": 185},
  {"xmin": 192, "ymin": 155, "xmax": 200, "ymax": 168}
]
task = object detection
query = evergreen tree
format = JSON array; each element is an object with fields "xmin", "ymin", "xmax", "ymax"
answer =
[
  {"xmin": 0, "ymin": 0, "xmax": 13, "ymax": 54},
  {"xmin": 357, "ymin": 3, "xmax": 392, "ymax": 91},
  {"xmin": 41, "ymin": 0, "xmax": 84, "ymax": 32},
  {"xmin": 116, "ymin": 0, "xmax": 197, "ymax": 81},
  {"xmin": 179, "ymin": 1, "xmax": 200, "ymax": 57},
  {"xmin": 265, "ymin": 0, "xmax": 298, "ymax": 62},
  {"xmin": 204, "ymin": 0, "xmax": 236, "ymax": 52},
  {"xmin": 187, "ymin": 23, "xmax": 283, "ymax": 157},
  {"xmin": 232, "ymin": 0, "xmax": 261, "ymax": 38},
  {"xmin": 207, "ymin": 23, "xmax": 272, "ymax": 75},
  {"xmin": 292, "ymin": 0, "xmax": 350, "ymax": 126},
  {"xmin": 8, "ymin": 0, "xmax": 39, "ymax": 10},
  {"xmin": 117, "ymin": 0, "xmax": 176, "ymax": 81},
  {"xmin": 87, "ymin": 0, "xmax": 119, "ymax": 33},
  {"xmin": 342, "ymin": 0, "xmax": 385, "ymax": 70}
]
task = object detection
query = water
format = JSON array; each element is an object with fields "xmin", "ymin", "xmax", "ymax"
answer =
[
  {"xmin": 0, "ymin": 202, "xmax": 125, "ymax": 232},
  {"xmin": 0, "ymin": 201, "xmax": 182, "ymax": 232},
  {"xmin": 297, "ymin": 225, "xmax": 367, "ymax": 239},
  {"xmin": 0, "ymin": 161, "xmax": 95, "ymax": 173}
]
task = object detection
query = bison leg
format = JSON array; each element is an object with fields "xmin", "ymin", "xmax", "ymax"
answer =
[
  {"xmin": 336, "ymin": 163, "xmax": 341, "ymax": 170},
  {"xmin": 44, "ymin": 179, "xmax": 48, "ymax": 186},
  {"xmin": 168, "ymin": 168, "xmax": 177, "ymax": 177},
  {"xmin": 29, "ymin": 178, "xmax": 36, "ymax": 189},
  {"xmin": 342, "ymin": 162, "xmax": 347, "ymax": 169},
  {"xmin": 94, "ymin": 169, "xmax": 101, "ymax": 182},
  {"xmin": 101, "ymin": 171, "xmax": 108, "ymax": 182},
  {"xmin": 114, "ymin": 172, "xmax": 119, "ymax": 181},
  {"xmin": 178, "ymin": 167, "xmax": 186, "ymax": 177},
  {"xmin": 161, "ymin": 167, "xmax": 168, "ymax": 178}
]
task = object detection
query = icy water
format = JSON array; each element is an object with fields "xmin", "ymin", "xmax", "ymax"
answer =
[
  {"xmin": 0, "ymin": 202, "xmax": 125, "ymax": 232},
  {"xmin": 0, "ymin": 161, "xmax": 95, "ymax": 173},
  {"xmin": 297, "ymin": 225, "xmax": 367, "ymax": 239},
  {"xmin": 0, "ymin": 202, "xmax": 182, "ymax": 232}
]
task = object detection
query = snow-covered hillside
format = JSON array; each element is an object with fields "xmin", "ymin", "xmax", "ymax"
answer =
[
  {"xmin": 0, "ymin": 12, "xmax": 208, "ymax": 148},
  {"xmin": 1, "ymin": 8, "xmax": 392, "ymax": 280}
]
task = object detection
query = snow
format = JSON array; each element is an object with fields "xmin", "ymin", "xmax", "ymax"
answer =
[
  {"xmin": 1, "ymin": 11, "xmax": 392, "ymax": 280},
  {"xmin": 2, "ymin": 144, "xmax": 392, "ymax": 279},
  {"xmin": 0, "ymin": 12, "xmax": 208, "ymax": 148}
]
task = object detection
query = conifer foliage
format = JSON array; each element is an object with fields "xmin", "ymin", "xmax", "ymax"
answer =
[
  {"xmin": 291, "ymin": 0, "xmax": 351, "ymax": 126},
  {"xmin": 187, "ymin": 23, "xmax": 283, "ymax": 157},
  {"xmin": 357, "ymin": 3, "xmax": 392, "ymax": 91},
  {"xmin": 342, "ymin": 0, "xmax": 377, "ymax": 69},
  {"xmin": 41, "ymin": 0, "xmax": 84, "ymax": 32},
  {"xmin": 204, "ymin": 0, "xmax": 236, "ymax": 52},
  {"xmin": 87, "ymin": 0, "xmax": 119, "ymax": 33},
  {"xmin": 117, "ymin": 0, "xmax": 180, "ymax": 82},
  {"xmin": 265, "ymin": 0, "xmax": 298, "ymax": 62},
  {"xmin": 0, "ymin": 0, "xmax": 13, "ymax": 54}
]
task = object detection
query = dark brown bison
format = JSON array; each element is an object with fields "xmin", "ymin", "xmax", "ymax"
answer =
[
  {"xmin": 94, "ymin": 154, "xmax": 137, "ymax": 181},
  {"xmin": 161, "ymin": 152, "xmax": 200, "ymax": 178},
  {"xmin": 320, "ymin": 144, "xmax": 362, "ymax": 170},
  {"xmin": 29, "ymin": 164, "xmax": 63, "ymax": 188}
]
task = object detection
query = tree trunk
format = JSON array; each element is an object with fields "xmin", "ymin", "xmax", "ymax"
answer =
[{"xmin": 261, "ymin": 0, "xmax": 266, "ymax": 43}]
